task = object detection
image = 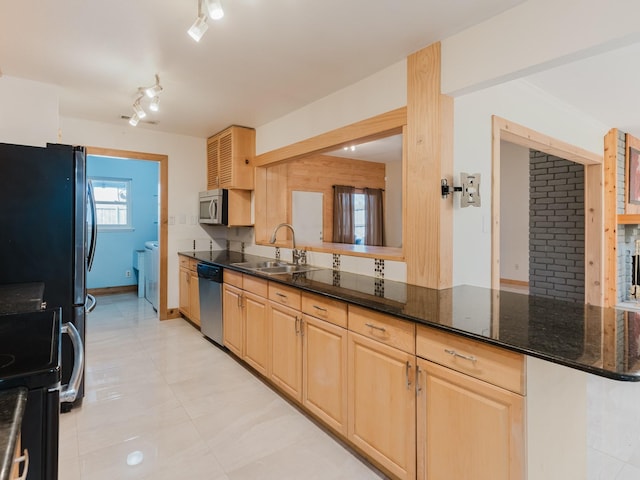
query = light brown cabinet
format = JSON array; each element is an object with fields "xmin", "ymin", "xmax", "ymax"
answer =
[
  {"xmin": 178, "ymin": 256, "xmax": 200, "ymax": 326},
  {"xmin": 222, "ymin": 282, "xmax": 243, "ymax": 357},
  {"xmin": 210, "ymin": 270, "xmax": 528, "ymax": 480},
  {"xmin": 415, "ymin": 325, "xmax": 525, "ymax": 480},
  {"xmin": 347, "ymin": 331, "xmax": 417, "ymax": 480},
  {"xmin": 222, "ymin": 271, "xmax": 270, "ymax": 375},
  {"xmin": 207, "ymin": 125, "xmax": 255, "ymax": 190},
  {"xmin": 301, "ymin": 291, "xmax": 348, "ymax": 435}
]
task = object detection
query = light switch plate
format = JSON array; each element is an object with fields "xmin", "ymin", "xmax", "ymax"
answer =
[{"xmin": 461, "ymin": 172, "xmax": 481, "ymax": 208}]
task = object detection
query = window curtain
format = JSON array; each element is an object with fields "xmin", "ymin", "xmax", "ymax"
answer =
[
  {"xmin": 332, "ymin": 185, "xmax": 355, "ymax": 244},
  {"xmin": 364, "ymin": 187, "xmax": 384, "ymax": 246}
]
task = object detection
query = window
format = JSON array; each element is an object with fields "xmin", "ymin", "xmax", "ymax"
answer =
[
  {"xmin": 353, "ymin": 193, "xmax": 366, "ymax": 245},
  {"xmin": 91, "ymin": 177, "xmax": 132, "ymax": 230}
]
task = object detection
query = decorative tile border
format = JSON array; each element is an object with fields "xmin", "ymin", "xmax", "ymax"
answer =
[
  {"xmin": 374, "ymin": 259, "xmax": 385, "ymax": 278},
  {"xmin": 275, "ymin": 247, "xmax": 281, "ymax": 260},
  {"xmin": 333, "ymin": 254, "xmax": 341, "ymax": 271},
  {"xmin": 332, "ymin": 270, "xmax": 341, "ymax": 287}
]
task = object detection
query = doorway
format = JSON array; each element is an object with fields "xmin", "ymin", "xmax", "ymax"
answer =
[
  {"xmin": 86, "ymin": 146, "xmax": 169, "ymax": 319},
  {"xmin": 492, "ymin": 116, "xmax": 604, "ymax": 306}
]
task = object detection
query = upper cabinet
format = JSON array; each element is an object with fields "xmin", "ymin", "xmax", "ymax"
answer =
[{"xmin": 207, "ymin": 125, "xmax": 255, "ymax": 190}]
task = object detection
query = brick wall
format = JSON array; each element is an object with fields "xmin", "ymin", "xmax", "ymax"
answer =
[{"xmin": 529, "ymin": 151, "xmax": 585, "ymax": 302}]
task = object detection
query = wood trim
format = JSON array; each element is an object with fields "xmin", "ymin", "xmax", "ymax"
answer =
[
  {"xmin": 88, "ymin": 285, "xmax": 137, "ymax": 296},
  {"xmin": 86, "ymin": 146, "xmax": 170, "ymax": 320},
  {"xmin": 254, "ymin": 108, "xmax": 407, "ymax": 167},
  {"xmin": 496, "ymin": 118, "xmax": 602, "ymax": 165},
  {"xmin": 300, "ymin": 242, "xmax": 403, "ymax": 261},
  {"xmin": 585, "ymin": 163, "xmax": 604, "ymax": 306},
  {"xmin": 618, "ymin": 214, "xmax": 640, "ymax": 224},
  {"xmin": 500, "ymin": 278, "xmax": 529, "ymax": 287},
  {"xmin": 603, "ymin": 129, "xmax": 619, "ymax": 308},
  {"xmin": 492, "ymin": 116, "xmax": 604, "ymax": 306}
]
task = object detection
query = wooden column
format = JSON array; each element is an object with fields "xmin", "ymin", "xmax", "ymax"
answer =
[
  {"xmin": 603, "ymin": 129, "xmax": 618, "ymax": 307},
  {"xmin": 406, "ymin": 43, "xmax": 453, "ymax": 288}
]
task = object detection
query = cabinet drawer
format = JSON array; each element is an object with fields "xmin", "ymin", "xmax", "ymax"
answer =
[
  {"xmin": 268, "ymin": 283, "xmax": 301, "ymax": 310},
  {"xmin": 224, "ymin": 269, "xmax": 243, "ymax": 288},
  {"xmin": 416, "ymin": 325, "xmax": 525, "ymax": 394},
  {"xmin": 243, "ymin": 275, "xmax": 268, "ymax": 298},
  {"xmin": 348, "ymin": 305, "xmax": 415, "ymax": 354},
  {"xmin": 301, "ymin": 292, "xmax": 347, "ymax": 328},
  {"xmin": 189, "ymin": 258, "xmax": 199, "ymax": 272}
]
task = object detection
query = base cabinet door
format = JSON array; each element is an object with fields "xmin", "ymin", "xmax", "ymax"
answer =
[
  {"xmin": 347, "ymin": 332, "xmax": 416, "ymax": 480},
  {"xmin": 222, "ymin": 284, "xmax": 243, "ymax": 357},
  {"xmin": 416, "ymin": 358, "xmax": 525, "ymax": 480},
  {"xmin": 302, "ymin": 314, "xmax": 347, "ymax": 436},
  {"xmin": 243, "ymin": 291, "xmax": 270, "ymax": 376},
  {"xmin": 189, "ymin": 271, "xmax": 200, "ymax": 326},
  {"xmin": 270, "ymin": 302, "xmax": 302, "ymax": 402},
  {"xmin": 179, "ymin": 267, "xmax": 190, "ymax": 318}
]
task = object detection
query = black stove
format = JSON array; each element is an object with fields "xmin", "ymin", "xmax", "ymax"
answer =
[{"xmin": 0, "ymin": 283, "xmax": 61, "ymax": 480}]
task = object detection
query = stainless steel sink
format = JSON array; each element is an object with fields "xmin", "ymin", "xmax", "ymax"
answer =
[
  {"xmin": 231, "ymin": 261, "xmax": 289, "ymax": 269},
  {"xmin": 231, "ymin": 261, "xmax": 320, "ymax": 275}
]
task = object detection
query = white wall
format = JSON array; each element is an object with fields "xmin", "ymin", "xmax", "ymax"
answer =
[
  {"xmin": 500, "ymin": 141, "xmax": 529, "ymax": 282},
  {"xmin": 59, "ymin": 117, "xmax": 207, "ymax": 308},
  {"xmin": 441, "ymin": 0, "xmax": 640, "ymax": 96},
  {"xmin": 0, "ymin": 76, "xmax": 59, "ymax": 146},
  {"xmin": 452, "ymin": 79, "xmax": 607, "ymax": 287},
  {"xmin": 256, "ymin": 60, "xmax": 407, "ymax": 155}
]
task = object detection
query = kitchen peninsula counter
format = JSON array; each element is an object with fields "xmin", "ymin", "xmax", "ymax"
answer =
[{"xmin": 180, "ymin": 250, "xmax": 639, "ymax": 381}]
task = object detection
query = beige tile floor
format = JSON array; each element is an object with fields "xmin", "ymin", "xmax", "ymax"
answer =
[{"xmin": 59, "ymin": 292, "xmax": 385, "ymax": 480}]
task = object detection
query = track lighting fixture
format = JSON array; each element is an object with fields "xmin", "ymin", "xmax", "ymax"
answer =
[
  {"xmin": 127, "ymin": 74, "xmax": 164, "ymax": 127},
  {"xmin": 188, "ymin": 0, "xmax": 224, "ymax": 42}
]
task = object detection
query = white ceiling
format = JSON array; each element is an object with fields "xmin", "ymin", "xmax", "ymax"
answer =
[
  {"xmin": 0, "ymin": 0, "xmax": 525, "ymax": 138},
  {"xmin": 525, "ymin": 41, "xmax": 640, "ymax": 139}
]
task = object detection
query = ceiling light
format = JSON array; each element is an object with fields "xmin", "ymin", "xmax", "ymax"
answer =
[
  {"xmin": 204, "ymin": 0, "xmax": 224, "ymax": 20},
  {"xmin": 188, "ymin": 14, "xmax": 208, "ymax": 42},
  {"xmin": 149, "ymin": 96, "xmax": 160, "ymax": 112},
  {"xmin": 132, "ymin": 98, "xmax": 146, "ymax": 119},
  {"xmin": 145, "ymin": 74, "xmax": 163, "ymax": 98},
  {"xmin": 128, "ymin": 114, "xmax": 140, "ymax": 127}
]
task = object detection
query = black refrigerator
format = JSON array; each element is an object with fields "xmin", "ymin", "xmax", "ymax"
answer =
[{"xmin": 0, "ymin": 142, "xmax": 97, "ymax": 412}]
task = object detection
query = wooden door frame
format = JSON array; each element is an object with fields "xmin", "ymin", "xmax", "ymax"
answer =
[
  {"xmin": 86, "ymin": 146, "xmax": 169, "ymax": 319},
  {"xmin": 491, "ymin": 116, "xmax": 604, "ymax": 306}
]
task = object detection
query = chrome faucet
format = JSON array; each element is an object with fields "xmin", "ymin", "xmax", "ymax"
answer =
[{"xmin": 269, "ymin": 223, "xmax": 303, "ymax": 265}]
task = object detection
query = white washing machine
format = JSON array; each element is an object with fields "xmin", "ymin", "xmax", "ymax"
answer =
[{"xmin": 144, "ymin": 241, "xmax": 159, "ymax": 311}]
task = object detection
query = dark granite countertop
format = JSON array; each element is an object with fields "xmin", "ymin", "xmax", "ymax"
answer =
[
  {"xmin": 0, "ymin": 387, "xmax": 27, "ymax": 480},
  {"xmin": 181, "ymin": 250, "xmax": 640, "ymax": 381},
  {"xmin": 0, "ymin": 283, "xmax": 44, "ymax": 315}
]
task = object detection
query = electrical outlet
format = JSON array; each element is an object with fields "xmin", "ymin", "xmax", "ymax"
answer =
[{"xmin": 125, "ymin": 270, "xmax": 131, "ymax": 278}]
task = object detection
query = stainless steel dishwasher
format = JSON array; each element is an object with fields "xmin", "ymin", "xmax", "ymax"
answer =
[{"xmin": 197, "ymin": 263, "xmax": 224, "ymax": 346}]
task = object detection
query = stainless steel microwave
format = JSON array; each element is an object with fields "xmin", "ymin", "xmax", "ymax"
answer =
[{"xmin": 198, "ymin": 189, "xmax": 228, "ymax": 225}]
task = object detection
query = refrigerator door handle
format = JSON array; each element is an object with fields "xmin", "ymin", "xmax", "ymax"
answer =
[
  {"xmin": 86, "ymin": 294, "xmax": 97, "ymax": 313},
  {"xmin": 87, "ymin": 180, "xmax": 98, "ymax": 272},
  {"xmin": 60, "ymin": 322, "xmax": 85, "ymax": 404}
]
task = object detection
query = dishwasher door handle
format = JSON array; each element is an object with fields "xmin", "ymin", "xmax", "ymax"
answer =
[{"xmin": 60, "ymin": 322, "xmax": 85, "ymax": 403}]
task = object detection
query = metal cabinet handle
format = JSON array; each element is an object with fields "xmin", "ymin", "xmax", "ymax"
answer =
[
  {"xmin": 276, "ymin": 292, "xmax": 288, "ymax": 300},
  {"xmin": 294, "ymin": 317, "xmax": 300, "ymax": 335},
  {"xmin": 300, "ymin": 317, "xmax": 304, "ymax": 337},
  {"xmin": 60, "ymin": 322, "xmax": 84, "ymax": 403},
  {"xmin": 14, "ymin": 448, "xmax": 29, "ymax": 480},
  {"xmin": 237, "ymin": 293, "xmax": 242, "ymax": 308},
  {"xmin": 313, "ymin": 305, "xmax": 327, "ymax": 312},
  {"xmin": 405, "ymin": 361, "xmax": 412, "ymax": 389},
  {"xmin": 365, "ymin": 322, "xmax": 386, "ymax": 333},
  {"xmin": 444, "ymin": 348, "xmax": 477, "ymax": 364},
  {"xmin": 416, "ymin": 366, "xmax": 423, "ymax": 394}
]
